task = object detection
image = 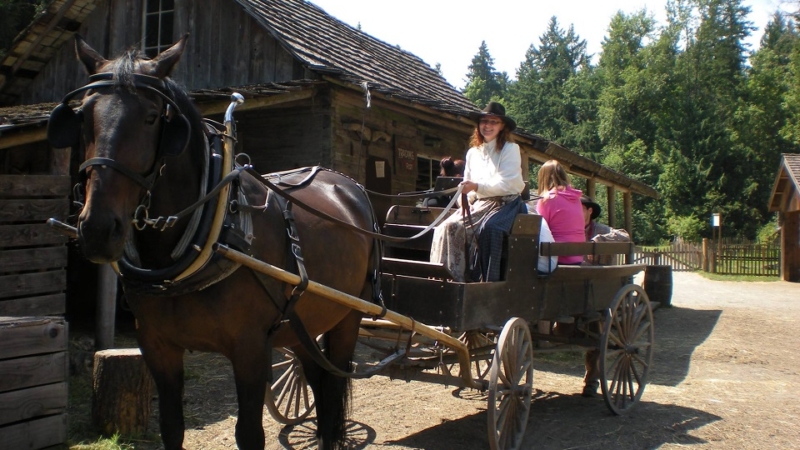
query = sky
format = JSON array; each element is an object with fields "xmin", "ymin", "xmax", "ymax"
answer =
[{"xmin": 309, "ymin": 0, "xmax": 794, "ymax": 90}]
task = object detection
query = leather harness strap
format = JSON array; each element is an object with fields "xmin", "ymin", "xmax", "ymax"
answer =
[
  {"xmin": 250, "ymin": 166, "xmax": 461, "ymax": 244},
  {"xmin": 278, "ymin": 198, "xmax": 404, "ymax": 379}
]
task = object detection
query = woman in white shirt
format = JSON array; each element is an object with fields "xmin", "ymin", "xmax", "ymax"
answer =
[{"xmin": 430, "ymin": 102, "xmax": 527, "ymax": 282}]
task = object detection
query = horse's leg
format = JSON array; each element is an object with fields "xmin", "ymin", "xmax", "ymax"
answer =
[
  {"xmin": 137, "ymin": 335, "xmax": 186, "ymax": 450},
  {"xmin": 230, "ymin": 332, "xmax": 272, "ymax": 450},
  {"xmin": 294, "ymin": 308, "xmax": 362, "ymax": 450}
]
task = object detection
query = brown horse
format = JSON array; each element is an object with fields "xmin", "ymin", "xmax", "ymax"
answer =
[{"xmin": 50, "ymin": 35, "xmax": 378, "ymax": 450}]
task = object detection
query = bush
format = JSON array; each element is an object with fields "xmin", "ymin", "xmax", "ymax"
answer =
[{"xmin": 666, "ymin": 214, "xmax": 705, "ymax": 242}]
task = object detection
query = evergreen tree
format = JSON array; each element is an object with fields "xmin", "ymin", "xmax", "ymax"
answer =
[
  {"xmin": 463, "ymin": 41, "xmax": 505, "ymax": 107},
  {"xmin": 740, "ymin": 13, "xmax": 800, "ymax": 229},
  {"xmin": 508, "ymin": 16, "xmax": 592, "ymax": 151},
  {"xmin": 596, "ymin": 10, "xmax": 668, "ymax": 242}
]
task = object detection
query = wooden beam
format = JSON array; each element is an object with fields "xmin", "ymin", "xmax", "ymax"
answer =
[
  {"xmin": 0, "ymin": 127, "xmax": 48, "ymax": 149},
  {"xmin": 607, "ymin": 185, "xmax": 617, "ymax": 228},
  {"xmin": 624, "ymin": 191, "xmax": 633, "ymax": 238},
  {"xmin": 586, "ymin": 179, "xmax": 596, "ymax": 199},
  {"xmin": 195, "ymin": 88, "xmax": 316, "ymax": 116},
  {"xmin": 324, "ymin": 76, "xmax": 475, "ymax": 135}
]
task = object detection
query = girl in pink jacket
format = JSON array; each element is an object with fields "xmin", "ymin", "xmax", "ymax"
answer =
[{"xmin": 535, "ymin": 160, "xmax": 585, "ymax": 265}]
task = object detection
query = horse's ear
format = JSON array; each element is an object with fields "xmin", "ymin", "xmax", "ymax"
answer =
[
  {"xmin": 152, "ymin": 33, "xmax": 190, "ymax": 78},
  {"xmin": 74, "ymin": 34, "xmax": 107, "ymax": 75}
]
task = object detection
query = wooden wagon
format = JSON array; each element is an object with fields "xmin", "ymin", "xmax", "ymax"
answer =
[
  {"xmin": 44, "ymin": 90, "xmax": 653, "ymax": 449},
  {"xmin": 219, "ymin": 201, "xmax": 655, "ymax": 450}
]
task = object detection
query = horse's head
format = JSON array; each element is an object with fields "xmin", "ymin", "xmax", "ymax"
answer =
[{"xmin": 49, "ymin": 35, "xmax": 192, "ymax": 263}]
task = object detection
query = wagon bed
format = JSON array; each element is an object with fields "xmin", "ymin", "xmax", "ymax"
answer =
[{"xmin": 380, "ymin": 207, "xmax": 644, "ymax": 332}]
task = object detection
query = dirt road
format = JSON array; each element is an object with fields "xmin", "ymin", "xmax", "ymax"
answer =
[{"xmin": 113, "ymin": 272, "xmax": 800, "ymax": 449}]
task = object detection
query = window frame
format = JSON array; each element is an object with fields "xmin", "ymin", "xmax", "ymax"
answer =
[{"xmin": 142, "ymin": 0, "xmax": 175, "ymax": 57}]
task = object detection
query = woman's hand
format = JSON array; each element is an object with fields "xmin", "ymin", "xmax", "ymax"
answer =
[{"xmin": 459, "ymin": 180, "xmax": 478, "ymax": 194}]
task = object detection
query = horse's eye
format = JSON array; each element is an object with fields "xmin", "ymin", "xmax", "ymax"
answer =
[{"xmin": 145, "ymin": 114, "xmax": 158, "ymax": 125}]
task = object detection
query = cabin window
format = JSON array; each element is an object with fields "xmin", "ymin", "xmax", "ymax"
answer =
[
  {"xmin": 142, "ymin": 0, "xmax": 175, "ymax": 57},
  {"xmin": 415, "ymin": 155, "xmax": 442, "ymax": 191}
]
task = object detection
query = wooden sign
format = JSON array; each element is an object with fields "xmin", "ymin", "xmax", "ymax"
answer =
[{"xmin": 395, "ymin": 141, "xmax": 416, "ymax": 174}]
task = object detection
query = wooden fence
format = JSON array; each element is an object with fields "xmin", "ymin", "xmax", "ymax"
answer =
[
  {"xmin": 708, "ymin": 239, "xmax": 780, "ymax": 277},
  {"xmin": 634, "ymin": 241, "xmax": 702, "ymax": 272},
  {"xmin": 634, "ymin": 239, "xmax": 779, "ymax": 277}
]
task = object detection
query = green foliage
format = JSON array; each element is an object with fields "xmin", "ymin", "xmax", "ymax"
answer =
[
  {"xmin": 507, "ymin": 16, "xmax": 592, "ymax": 146},
  {"xmin": 463, "ymin": 41, "xmax": 507, "ymax": 107},
  {"xmin": 495, "ymin": 0, "xmax": 800, "ymax": 244},
  {"xmin": 698, "ymin": 272, "xmax": 779, "ymax": 282},
  {"xmin": 70, "ymin": 435, "xmax": 134, "ymax": 450},
  {"xmin": 666, "ymin": 214, "xmax": 706, "ymax": 241},
  {"xmin": 756, "ymin": 214, "xmax": 780, "ymax": 244}
]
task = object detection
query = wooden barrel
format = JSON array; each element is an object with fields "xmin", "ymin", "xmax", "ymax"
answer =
[{"xmin": 644, "ymin": 265, "xmax": 673, "ymax": 307}]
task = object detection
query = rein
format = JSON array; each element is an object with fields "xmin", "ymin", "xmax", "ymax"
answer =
[{"xmin": 250, "ymin": 166, "xmax": 463, "ymax": 244}]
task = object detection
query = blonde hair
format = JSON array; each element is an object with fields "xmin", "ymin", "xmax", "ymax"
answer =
[{"xmin": 537, "ymin": 160, "xmax": 571, "ymax": 196}]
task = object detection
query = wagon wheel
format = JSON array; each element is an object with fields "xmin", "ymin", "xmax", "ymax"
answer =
[
  {"xmin": 264, "ymin": 347, "xmax": 314, "ymax": 425},
  {"xmin": 487, "ymin": 318, "xmax": 533, "ymax": 450},
  {"xmin": 599, "ymin": 284, "xmax": 654, "ymax": 415},
  {"xmin": 443, "ymin": 330, "xmax": 497, "ymax": 381}
]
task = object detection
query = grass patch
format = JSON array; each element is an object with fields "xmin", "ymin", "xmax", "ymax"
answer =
[
  {"xmin": 698, "ymin": 272, "xmax": 780, "ymax": 282},
  {"xmin": 69, "ymin": 435, "xmax": 134, "ymax": 450},
  {"xmin": 534, "ymin": 349, "xmax": 583, "ymax": 365}
]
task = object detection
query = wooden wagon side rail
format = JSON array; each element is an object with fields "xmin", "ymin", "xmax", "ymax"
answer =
[
  {"xmin": 213, "ymin": 243, "xmax": 480, "ymax": 389},
  {"xmin": 540, "ymin": 241, "xmax": 635, "ymax": 261}
]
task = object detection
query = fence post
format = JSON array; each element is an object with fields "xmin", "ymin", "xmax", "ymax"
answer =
[{"xmin": 702, "ymin": 238, "xmax": 708, "ymax": 272}]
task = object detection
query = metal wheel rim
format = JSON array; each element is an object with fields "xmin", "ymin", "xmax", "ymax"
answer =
[
  {"xmin": 487, "ymin": 318, "xmax": 533, "ymax": 450},
  {"xmin": 600, "ymin": 284, "xmax": 654, "ymax": 415},
  {"xmin": 264, "ymin": 347, "xmax": 315, "ymax": 424}
]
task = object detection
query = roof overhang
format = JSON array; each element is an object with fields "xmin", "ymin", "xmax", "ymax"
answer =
[
  {"xmin": 1, "ymin": 78, "xmax": 660, "ymax": 199},
  {"xmin": 769, "ymin": 154, "xmax": 800, "ymax": 213}
]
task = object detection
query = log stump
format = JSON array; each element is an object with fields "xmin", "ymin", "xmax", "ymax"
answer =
[{"xmin": 92, "ymin": 348, "xmax": 154, "ymax": 436}]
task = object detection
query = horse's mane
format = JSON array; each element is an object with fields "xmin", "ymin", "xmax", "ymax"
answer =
[{"xmin": 109, "ymin": 48, "xmax": 202, "ymax": 129}]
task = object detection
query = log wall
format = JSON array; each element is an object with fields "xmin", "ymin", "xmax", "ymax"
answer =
[
  {"xmin": 19, "ymin": 0, "xmax": 309, "ymax": 104},
  {"xmin": 0, "ymin": 316, "xmax": 68, "ymax": 449},
  {"xmin": 233, "ymin": 95, "xmax": 333, "ymax": 174},
  {"xmin": 330, "ymin": 88, "xmax": 471, "ymax": 221},
  {"xmin": 1, "ymin": 141, "xmax": 70, "ymax": 317}
]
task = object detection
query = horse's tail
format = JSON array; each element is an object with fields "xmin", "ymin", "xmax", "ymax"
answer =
[{"xmin": 318, "ymin": 347, "xmax": 353, "ymax": 449}]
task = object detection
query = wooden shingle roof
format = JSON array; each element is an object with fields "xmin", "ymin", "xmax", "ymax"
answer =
[
  {"xmin": 0, "ymin": 0, "xmax": 98, "ymax": 105},
  {"xmin": 769, "ymin": 153, "xmax": 800, "ymax": 213},
  {"xmin": 234, "ymin": 0, "xmax": 478, "ymax": 116}
]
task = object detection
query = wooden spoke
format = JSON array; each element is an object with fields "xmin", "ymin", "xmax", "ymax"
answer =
[
  {"xmin": 600, "ymin": 285, "xmax": 655, "ymax": 415},
  {"xmin": 264, "ymin": 347, "xmax": 315, "ymax": 425},
  {"xmin": 443, "ymin": 330, "xmax": 497, "ymax": 382},
  {"xmin": 487, "ymin": 318, "xmax": 533, "ymax": 450}
]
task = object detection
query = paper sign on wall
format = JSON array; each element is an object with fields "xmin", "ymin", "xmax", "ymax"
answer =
[{"xmin": 375, "ymin": 161, "xmax": 385, "ymax": 178}]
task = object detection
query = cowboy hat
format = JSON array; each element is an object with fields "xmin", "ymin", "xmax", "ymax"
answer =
[
  {"xmin": 469, "ymin": 101, "xmax": 516, "ymax": 131},
  {"xmin": 581, "ymin": 194, "xmax": 601, "ymax": 221}
]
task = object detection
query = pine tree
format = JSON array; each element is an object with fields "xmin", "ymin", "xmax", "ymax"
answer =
[
  {"xmin": 507, "ymin": 16, "xmax": 591, "ymax": 148},
  {"xmin": 463, "ymin": 41, "xmax": 505, "ymax": 108}
]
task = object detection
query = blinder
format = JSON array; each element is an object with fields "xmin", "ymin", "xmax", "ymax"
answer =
[{"xmin": 47, "ymin": 72, "xmax": 191, "ymax": 158}]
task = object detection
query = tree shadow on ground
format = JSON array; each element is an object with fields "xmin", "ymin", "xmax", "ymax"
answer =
[
  {"xmin": 383, "ymin": 391, "xmax": 721, "ymax": 450},
  {"xmin": 534, "ymin": 306, "xmax": 721, "ymax": 388}
]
